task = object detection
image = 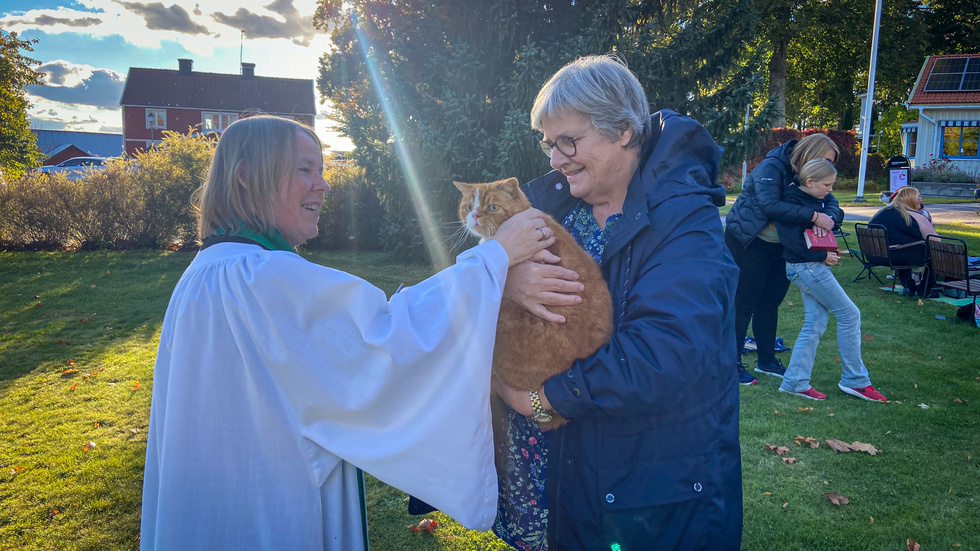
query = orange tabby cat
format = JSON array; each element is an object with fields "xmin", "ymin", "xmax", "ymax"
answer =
[{"xmin": 454, "ymin": 177, "xmax": 613, "ymax": 430}]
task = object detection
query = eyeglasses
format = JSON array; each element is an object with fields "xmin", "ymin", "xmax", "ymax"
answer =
[{"xmin": 538, "ymin": 127, "xmax": 590, "ymax": 158}]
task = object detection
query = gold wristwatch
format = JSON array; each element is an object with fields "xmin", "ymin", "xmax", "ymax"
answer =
[{"xmin": 529, "ymin": 390, "xmax": 553, "ymax": 423}]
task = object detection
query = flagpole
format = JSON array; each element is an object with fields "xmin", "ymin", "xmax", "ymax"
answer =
[{"xmin": 856, "ymin": 0, "xmax": 883, "ymax": 202}]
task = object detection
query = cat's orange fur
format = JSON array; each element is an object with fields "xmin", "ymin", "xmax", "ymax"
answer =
[{"xmin": 454, "ymin": 177, "xmax": 613, "ymax": 430}]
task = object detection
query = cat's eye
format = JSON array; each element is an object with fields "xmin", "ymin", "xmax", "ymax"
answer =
[
  {"xmin": 463, "ymin": 204, "xmax": 472, "ymax": 212},
  {"xmin": 488, "ymin": 205, "xmax": 499, "ymax": 212}
]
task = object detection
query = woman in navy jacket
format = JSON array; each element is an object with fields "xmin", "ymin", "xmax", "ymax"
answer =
[
  {"xmin": 494, "ymin": 55, "xmax": 742, "ymax": 551},
  {"xmin": 725, "ymin": 134, "xmax": 840, "ymax": 385}
]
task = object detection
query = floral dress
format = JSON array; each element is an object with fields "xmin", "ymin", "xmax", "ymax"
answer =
[{"xmin": 492, "ymin": 201, "xmax": 622, "ymax": 551}]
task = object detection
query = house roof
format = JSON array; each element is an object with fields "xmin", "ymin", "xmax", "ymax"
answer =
[
  {"xmin": 907, "ymin": 54, "xmax": 980, "ymax": 107},
  {"xmin": 31, "ymin": 130, "xmax": 124, "ymax": 158},
  {"xmin": 119, "ymin": 67, "xmax": 315, "ymax": 115}
]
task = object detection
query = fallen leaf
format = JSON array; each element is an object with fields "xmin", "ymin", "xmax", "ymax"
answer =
[
  {"xmin": 915, "ymin": 383, "xmax": 918, "ymax": 388},
  {"xmin": 907, "ymin": 539, "xmax": 920, "ymax": 551},
  {"xmin": 782, "ymin": 502, "xmax": 789, "ymax": 510},
  {"xmin": 66, "ymin": 359, "xmax": 75, "ymax": 366},
  {"xmin": 953, "ymin": 543, "xmax": 961, "ymax": 548},
  {"xmin": 850, "ymin": 441, "xmax": 879, "ymax": 455},
  {"xmin": 797, "ymin": 407, "xmax": 814, "ymax": 413},
  {"xmin": 825, "ymin": 492, "xmax": 849, "ymax": 505},
  {"xmin": 918, "ymin": 403, "xmax": 930, "ymax": 409},
  {"xmin": 408, "ymin": 518, "xmax": 438, "ymax": 532},
  {"xmin": 870, "ymin": 516, "xmax": 873, "ymax": 524},
  {"xmin": 132, "ymin": 380, "xmax": 140, "ymax": 390},
  {"xmin": 89, "ymin": 284, "xmax": 96, "ymax": 288},
  {"xmin": 774, "ymin": 409, "xmax": 785, "ymax": 415},
  {"xmin": 794, "ymin": 435, "xmax": 819, "ymax": 448},
  {"xmin": 83, "ymin": 441, "xmax": 96, "ymax": 451},
  {"xmin": 69, "ymin": 383, "xmax": 77, "ymax": 391},
  {"xmin": 763, "ymin": 491, "xmax": 773, "ymax": 496},
  {"xmin": 107, "ymin": 382, "xmax": 116, "ymax": 387},
  {"xmin": 33, "ymin": 295, "xmax": 40, "ymax": 299},
  {"xmin": 80, "ymin": 319, "xmax": 88, "ymax": 323},
  {"xmin": 825, "ymin": 439, "xmax": 852, "ymax": 453},
  {"xmin": 57, "ymin": 339, "xmax": 69, "ymax": 346},
  {"xmin": 917, "ymin": 299, "xmax": 924, "ymax": 306},
  {"xmin": 786, "ymin": 300, "xmax": 793, "ymax": 306},
  {"xmin": 782, "ymin": 457, "xmax": 797, "ymax": 464},
  {"xmin": 94, "ymin": 422, "xmax": 101, "ymax": 428},
  {"xmin": 954, "ymin": 398, "xmax": 967, "ymax": 403},
  {"xmin": 862, "ymin": 334, "xmax": 874, "ymax": 341},
  {"xmin": 938, "ymin": 355, "xmax": 943, "ymax": 360},
  {"xmin": 61, "ymin": 368, "xmax": 77, "ymax": 376},
  {"xmin": 828, "ymin": 413, "xmax": 834, "ymax": 417},
  {"xmin": 834, "ymin": 356, "xmax": 841, "ymax": 363},
  {"xmin": 764, "ymin": 444, "xmax": 790, "ymax": 456},
  {"xmin": 823, "ymin": 481, "xmax": 829, "ymax": 485},
  {"xmin": 130, "ymin": 427, "xmax": 140, "ymax": 434}
]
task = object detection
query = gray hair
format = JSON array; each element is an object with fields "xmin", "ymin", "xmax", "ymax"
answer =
[{"xmin": 531, "ymin": 54, "xmax": 650, "ymax": 149}]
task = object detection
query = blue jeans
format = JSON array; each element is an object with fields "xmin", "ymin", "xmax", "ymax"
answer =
[{"xmin": 781, "ymin": 262, "xmax": 872, "ymax": 393}]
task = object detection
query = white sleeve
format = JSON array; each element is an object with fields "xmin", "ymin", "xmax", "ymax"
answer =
[{"xmin": 250, "ymin": 240, "xmax": 508, "ymax": 530}]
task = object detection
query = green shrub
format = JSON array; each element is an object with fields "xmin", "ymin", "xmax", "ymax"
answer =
[
  {"xmin": 306, "ymin": 165, "xmax": 385, "ymax": 251},
  {"xmin": 911, "ymin": 155, "xmax": 980, "ymax": 184}
]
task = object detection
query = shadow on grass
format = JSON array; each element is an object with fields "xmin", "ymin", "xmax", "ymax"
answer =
[{"xmin": 0, "ymin": 250, "xmax": 194, "ymax": 385}]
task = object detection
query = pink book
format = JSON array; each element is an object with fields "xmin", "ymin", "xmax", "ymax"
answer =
[{"xmin": 804, "ymin": 228, "xmax": 839, "ymax": 252}]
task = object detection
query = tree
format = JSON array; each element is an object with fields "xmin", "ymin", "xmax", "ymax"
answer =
[
  {"xmin": 315, "ymin": 0, "xmax": 774, "ymax": 261},
  {"xmin": 0, "ymin": 31, "xmax": 43, "ymax": 181}
]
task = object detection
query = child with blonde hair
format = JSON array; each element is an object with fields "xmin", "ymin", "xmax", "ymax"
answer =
[{"xmin": 773, "ymin": 159, "xmax": 888, "ymax": 402}]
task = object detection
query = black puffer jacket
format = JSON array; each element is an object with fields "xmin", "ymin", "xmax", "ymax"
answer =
[{"xmin": 725, "ymin": 141, "xmax": 839, "ymax": 247}]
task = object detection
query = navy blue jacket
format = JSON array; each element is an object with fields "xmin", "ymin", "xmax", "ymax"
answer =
[
  {"xmin": 725, "ymin": 140, "xmax": 841, "ymax": 247},
  {"xmin": 523, "ymin": 110, "xmax": 742, "ymax": 550},
  {"xmin": 773, "ymin": 185, "xmax": 845, "ymax": 264}
]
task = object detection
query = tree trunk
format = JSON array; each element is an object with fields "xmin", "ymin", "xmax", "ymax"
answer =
[{"xmin": 767, "ymin": 5, "xmax": 791, "ymax": 128}]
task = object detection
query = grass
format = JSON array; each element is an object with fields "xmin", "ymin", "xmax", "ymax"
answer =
[{"xmin": 1, "ymin": 225, "xmax": 979, "ymax": 550}]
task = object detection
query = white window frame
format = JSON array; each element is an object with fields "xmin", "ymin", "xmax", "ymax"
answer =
[
  {"xmin": 202, "ymin": 112, "xmax": 239, "ymax": 133},
  {"xmin": 146, "ymin": 109, "xmax": 167, "ymax": 129},
  {"xmin": 146, "ymin": 140, "xmax": 163, "ymax": 150}
]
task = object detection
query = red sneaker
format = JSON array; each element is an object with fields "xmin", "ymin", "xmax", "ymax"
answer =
[
  {"xmin": 779, "ymin": 387, "xmax": 827, "ymax": 401},
  {"xmin": 839, "ymin": 384, "xmax": 887, "ymax": 402}
]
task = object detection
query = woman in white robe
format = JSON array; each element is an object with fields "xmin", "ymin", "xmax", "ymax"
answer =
[{"xmin": 140, "ymin": 115, "xmax": 555, "ymax": 550}]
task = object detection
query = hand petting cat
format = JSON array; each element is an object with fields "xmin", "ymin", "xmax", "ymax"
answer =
[
  {"xmin": 490, "ymin": 208, "xmax": 555, "ymax": 267},
  {"xmin": 503, "ymin": 255, "xmax": 584, "ymax": 324}
]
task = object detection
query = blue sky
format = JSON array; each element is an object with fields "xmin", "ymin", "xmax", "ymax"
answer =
[{"xmin": 1, "ymin": 0, "xmax": 352, "ymax": 150}]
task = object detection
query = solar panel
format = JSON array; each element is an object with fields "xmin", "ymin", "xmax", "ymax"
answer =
[{"xmin": 924, "ymin": 56, "xmax": 980, "ymax": 92}]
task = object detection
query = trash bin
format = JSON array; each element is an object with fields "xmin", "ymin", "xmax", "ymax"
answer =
[{"xmin": 886, "ymin": 155, "xmax": 911, "ymax": 193}]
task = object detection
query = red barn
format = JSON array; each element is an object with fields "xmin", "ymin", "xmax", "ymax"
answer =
[{"xmin": 119, "ymin": 58, "xmax": 315, "ymax": 156}]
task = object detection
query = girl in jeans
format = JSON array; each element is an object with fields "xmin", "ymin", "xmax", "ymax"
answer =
[{"xmin": 774, "ymin": 159, "xmax": 888, "ymax": 402}]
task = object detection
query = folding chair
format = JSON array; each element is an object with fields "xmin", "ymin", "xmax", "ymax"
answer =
[
  {"xmin": 926, "ymin": 235, "xmax": 980, "ymax": 308},
  {"xmin": 852, "ymin": 223, "xmax": 923, "ymax": 292},
  {"xmin": 834, "ymin": 228, "xmax": 854, "ymax": 258}
]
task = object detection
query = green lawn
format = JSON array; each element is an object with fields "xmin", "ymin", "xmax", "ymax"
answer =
[{"xmin": 1, "ymin": 225, "xmax": 979, "ymax": 550}]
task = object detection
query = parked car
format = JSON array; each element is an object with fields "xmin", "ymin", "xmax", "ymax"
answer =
[{"xmin": 36, "ymin": 157, "xmax": 109, "ymax": 180}]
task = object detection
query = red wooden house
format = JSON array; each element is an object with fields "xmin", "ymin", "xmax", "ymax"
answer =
[{"xmin": 119, "ymin": 59, "xmax": 315, "ymax": 156}]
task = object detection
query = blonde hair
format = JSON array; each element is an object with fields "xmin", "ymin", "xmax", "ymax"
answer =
[
  {"xmin": 798, "ymin": 158, "xmax": 837, "ymax": 187},
  {"xmin": 791, "ymin": 133, "xmax": 840, "ymax": 174},
  {"xmin": 531, "ymin": 54, "xmax": 650, "ymax": 148},
  {"xmin": 197, "ymin": 115, "xmax": 321, "ymax": 240},
  {"xmin": 889, "ymin": 185, "xmax": 920, "ymax": 226}
]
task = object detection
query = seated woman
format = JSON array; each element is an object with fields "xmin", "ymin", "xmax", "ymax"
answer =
[{"xmin": 869, "ymin": 186, "xmax": 937, "ymax": 297}]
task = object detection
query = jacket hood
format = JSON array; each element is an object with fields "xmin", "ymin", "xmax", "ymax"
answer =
[{"xmin": 636, "ymin": 109, "xmax": 725, "ymax": 208}]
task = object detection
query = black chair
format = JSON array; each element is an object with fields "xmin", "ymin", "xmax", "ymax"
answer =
[
  {"xmin": 926, "ymin": 235, "xmax": 980, "ymax": 308},
  {"xmin": 834, "ymin": 228, "xmax": 854, "ymax": 258},
  {"xmin": 852, "ymin": 223, "xmax": 924, "ymax": 293}
]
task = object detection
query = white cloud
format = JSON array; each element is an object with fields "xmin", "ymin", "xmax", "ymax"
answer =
[{"xmin": 28, "ymin": 60, "xmax": 126, "ymax": 108}]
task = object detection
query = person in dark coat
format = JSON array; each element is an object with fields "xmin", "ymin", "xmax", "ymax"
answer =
[
  {"xmin": 773, "ymin": 159, "xmax": 888, "ymax": 403},
  {"xmin": 724, "ymin": 133, "xmax": 841, "ymax": 385},
  {"xmin": 493, "ymin": 54, "xmax": 742, "ymax": 551},
  {"xmin": 869, "ymin": 186, "xmax": 938, "ymax": 297}
]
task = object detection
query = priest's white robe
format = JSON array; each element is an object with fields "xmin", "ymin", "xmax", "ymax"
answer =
[{"xmin": 140, "ymin": 241, "xmax": 507, "ymax": 550}]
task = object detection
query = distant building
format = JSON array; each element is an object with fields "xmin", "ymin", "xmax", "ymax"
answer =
[
  {"xmin": 31, "ymin": 130, "xmax": 124, "ymax": 165},
  {"xmin": 118, "ymin": 58, "xmax": 315, "ymax": 157},
  {"xmin": 904, "ymin": 53, "xmax": 980, "ymax": 172}
]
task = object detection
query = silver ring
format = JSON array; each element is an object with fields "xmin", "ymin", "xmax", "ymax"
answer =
[{"xmin": 538, "ymin": 227, "xmax": 547, "ymax": 240}]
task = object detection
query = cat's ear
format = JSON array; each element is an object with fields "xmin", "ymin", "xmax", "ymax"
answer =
[
  {"xmin": 453, "ymin": 181, "xmax": 471, "ymax": 193},
  {"xmin": 503, "ymin": 177, "xmax": 521, "ymax": 197}
]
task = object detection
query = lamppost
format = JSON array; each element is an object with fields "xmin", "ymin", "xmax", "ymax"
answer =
[{"xmin": 855, "ymin": 0, "xmax": 884, "ymax": 202}]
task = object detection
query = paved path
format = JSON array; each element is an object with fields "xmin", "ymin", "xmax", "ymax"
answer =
[{"xmin": 842, "ymin": 202, "xmax": 980, "ymax": 226}]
